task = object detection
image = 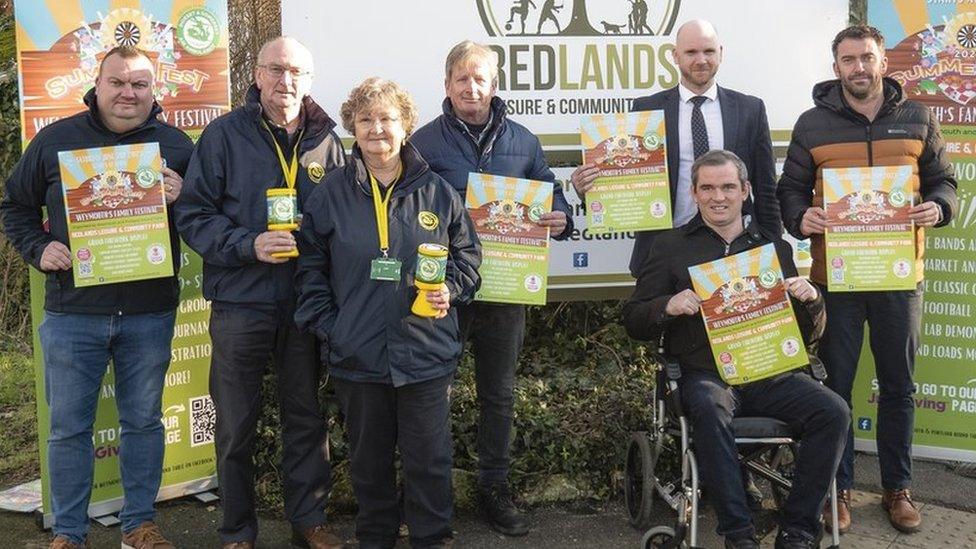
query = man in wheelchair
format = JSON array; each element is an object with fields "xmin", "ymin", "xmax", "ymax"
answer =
[{"xmin": 622, "ymin": 150, "xmax": 850, "ymax": 549}]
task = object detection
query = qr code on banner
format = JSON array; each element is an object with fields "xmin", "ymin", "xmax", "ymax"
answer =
[{"xmin": 189, "ymin": 395, "xmax": 215, "ymax": 447}]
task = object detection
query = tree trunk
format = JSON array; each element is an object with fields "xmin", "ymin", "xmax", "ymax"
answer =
[{"xmin": 562, "ymin": 0, "xmax": 599, "ymax": 36}]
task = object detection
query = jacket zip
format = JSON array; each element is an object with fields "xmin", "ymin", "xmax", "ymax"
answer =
[{"xmin": 866, "ymin": 124, "xmax": 874, "ymax": 166}]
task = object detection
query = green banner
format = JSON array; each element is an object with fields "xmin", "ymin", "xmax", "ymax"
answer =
[
  {"xmin": 12, "ymin": 0, "xmax": 231, "ymax": 521},
  {"xmin": 823, "ymin": 165, "xmax": 916, "ymax": 292},
  {"xmin": 689, "ymin": 243, "xmax": 807, "ymax": 385},
  {"xmin": 856, "ymin": 3, "xmax": 976, "ymax": 461},
  {"xmin": 30, "ymin": 250, "xmax": 216, "ymax": 519},
  {"xmin": 466, "ymin": 173, "xmax": 553, "ymax": 305},
  {"xmin": 852, "ymin": 124, "xmax": 976, "ymax": 459},
  {"xmin": 580, "ymin": 111, "xmax": 671, "ymax": 234}
]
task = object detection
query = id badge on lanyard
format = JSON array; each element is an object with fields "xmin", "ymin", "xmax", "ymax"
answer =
[{"xmin": 368, "ymin": 165, "xmax": 403, "ymax": 281}]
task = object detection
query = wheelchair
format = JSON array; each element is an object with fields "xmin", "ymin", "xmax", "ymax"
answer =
[{"xmin": 624, "ymin": 342, "xmax": 841, "ymax": 549}]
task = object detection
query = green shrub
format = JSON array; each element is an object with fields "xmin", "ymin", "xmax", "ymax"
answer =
[
  {"xmin": 0, "ymin": 351, "xmax": 38, "ymax": 485},
  {"xmin": 248, "ymin": 301, "xmax": 656, "ymax": 512},
  {"xmin": 0, "ymin": 14, "xmax": 31, "ymax": 352}
]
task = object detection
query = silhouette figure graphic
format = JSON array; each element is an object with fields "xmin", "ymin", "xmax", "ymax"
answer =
[
  {"xmin": 537, "ymin": 0, "xmax": 563, "ymax": 34},
  {"xmin": 628, "ymin": 0, "xmax": 652, "ymax": 34},
  {"xmin": 506, "ymin": 0, "xmax": 537, "ymax": 34}
]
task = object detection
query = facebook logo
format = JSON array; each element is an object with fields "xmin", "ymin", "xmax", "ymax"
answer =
[
  {"xmin": 857, "ymin": 417, "xmax": 872, "ymax": 431},
  {"xmin": 573, "ymin": 252, "xmax": 588, "ymax": 268}
]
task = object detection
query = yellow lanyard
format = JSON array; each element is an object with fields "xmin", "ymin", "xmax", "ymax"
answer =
[
  {"xmin": 262, "ymin": 121, "xmax": 305, "ymax": 189},
  {"xmin": 369, "ymin": 164, "xmax": 403, "ymax": 257}
]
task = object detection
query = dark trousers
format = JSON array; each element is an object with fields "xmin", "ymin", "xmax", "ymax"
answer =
[
  {"xmin": 680, "ymin": 370, "xmax": 849, "ymax": 540},
  {"xmin": 458, "ymin": 302, "xmax": 525, "ymax": 487},
  {"xmin": 208, "ymin": 305, "xmax": 331, "ymax": 543},
  {"xmin": 818, "ymin": 285, "xmax": 922, "ymax": 491},
  {"xmin": 334, "ymin": 374, "xmax": 454, "ymax": 549}
]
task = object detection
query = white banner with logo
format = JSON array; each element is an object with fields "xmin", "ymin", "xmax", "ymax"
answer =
[{"xmin": 283, "ymin": 0, "xmax": 843, "ymax": 291}]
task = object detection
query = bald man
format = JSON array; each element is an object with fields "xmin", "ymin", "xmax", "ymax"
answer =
[
  {"xmin": 175, "ymin": 37, "xmax": 345, "ymax": 549},
  {"xmin": 572, "ymin": 20, "xmax": 780, "ymax": 277}
]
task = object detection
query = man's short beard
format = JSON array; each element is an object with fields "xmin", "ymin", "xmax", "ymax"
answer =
[{"xmin": 842, "ymin": 76, "xmax": 881, "ymax": 101}]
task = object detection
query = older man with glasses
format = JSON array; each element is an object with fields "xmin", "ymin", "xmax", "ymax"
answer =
[{"xmin": 175, "ymin": 36, "xmax": 346, "ymax": 549}]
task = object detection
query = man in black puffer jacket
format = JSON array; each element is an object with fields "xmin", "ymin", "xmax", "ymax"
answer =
[{"xmin": 778, "ymin": 25, "xmax": 957, "ymax": 537}]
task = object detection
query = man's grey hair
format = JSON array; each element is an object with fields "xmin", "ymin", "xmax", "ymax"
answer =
[
  {"xmin": 256, "ymin": 36, "xmax": 314, "ymax": 72},
  {"xmin": 691, "ymin": 150, "xmax": 749, "ymax": 188},
  {"xmin": 444, "ymin": 40, "xmax": 498, "ymax": 86}
]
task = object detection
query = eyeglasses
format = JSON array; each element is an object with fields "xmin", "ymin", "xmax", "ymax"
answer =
[
  {"xmin": 258, "ymin": 64, "xmax": 313, "ymax": 79},
  {"xmin": 355, "ymin": 114, "xmax": 402, "ymax": 128}
]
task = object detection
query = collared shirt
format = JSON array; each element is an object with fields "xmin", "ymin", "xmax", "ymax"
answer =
[{"xmin": 675, "ymin": 82, "xmax": 724, "ymax": 226}]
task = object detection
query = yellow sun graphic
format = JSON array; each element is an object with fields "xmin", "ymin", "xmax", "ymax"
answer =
[
  {"xmin": 945, "ymin": 12, "xmax": 976, "ymax": 51},
  {"xmin": 100, "ymin": 8, "xmax": 154, "ymax": 49}
]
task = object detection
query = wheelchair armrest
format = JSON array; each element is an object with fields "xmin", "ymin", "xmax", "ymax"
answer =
[
  {"xmin": 808, "ymin": 354, "xmax": 828, "ymax": 382},
  {"xmin": 662, "ymin": 357, "xmax": 684, "ymax": 419}
]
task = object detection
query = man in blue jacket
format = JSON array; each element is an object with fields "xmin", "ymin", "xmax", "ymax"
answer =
[
  {"xmin": 174, "ymin": 37, "xmax": 345, "ymax": 549},
  {"xmin": 411, "ymin": 39, "xmax": 574, "ymax": 537},
  {"xmin": 1, "ymin": 46, "xmax": 191, "ymax": 549}
]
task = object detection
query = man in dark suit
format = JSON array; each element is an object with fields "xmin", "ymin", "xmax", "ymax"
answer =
[{"xmin": 571, "ymin": 19, "xmax": 780, "ymax": 277}]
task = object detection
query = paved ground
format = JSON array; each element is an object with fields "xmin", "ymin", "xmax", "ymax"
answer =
[{"xmin": 3, "ymin": 454, "xmax": 976, "ymax": 548}]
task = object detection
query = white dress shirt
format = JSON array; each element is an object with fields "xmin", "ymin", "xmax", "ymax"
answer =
[{"xmin": 674, "ymin": 82, "xmax": 724, "ymax": 226}]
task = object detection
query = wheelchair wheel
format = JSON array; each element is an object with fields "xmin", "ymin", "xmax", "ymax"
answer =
[
  {"xmin": 625, "ymin": 431, "xmax": 655, "ymax": 529},
  {"xmin": 768, "ymin": 443, "xmax": 797, "ymax": 510},
  {"xmin": 640, "ymin": 526, "xmax": 676, "ymax": 549}
]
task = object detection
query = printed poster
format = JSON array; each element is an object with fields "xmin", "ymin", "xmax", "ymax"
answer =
[
  {"xmin": 689, "ymin": 243, "xmax": 807, "ymax": 385},
  {"xmin": 13, "ymin": 0, "xmax": 231, "ymax": 144},
  {"xmin": 823, "ymin": 165, "xmax": 916, "ymax": 292},
  {"xmin": 58, "ymin": 144, "xmax": 173, "ymax": 287},
  {"xmin": 580, "ymin": 111, "xmax": 671, "ymax": 233},
  {"xmin": 853, "ymin": 2, "xmax": 976, "ymax": 462},
  {"xmin": 466, "ymin": 173, "xmax": 553, "ymax": 305}
]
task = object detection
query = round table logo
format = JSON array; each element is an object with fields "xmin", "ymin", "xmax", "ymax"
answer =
[{"xmin": 418, "ymin": 211, "xmax": 440, "ymax": 231}]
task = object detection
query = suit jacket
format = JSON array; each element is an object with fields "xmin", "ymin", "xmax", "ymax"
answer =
[{"xmin": 628, "ymin": 85, "xmax": 780, "ymax": 277}]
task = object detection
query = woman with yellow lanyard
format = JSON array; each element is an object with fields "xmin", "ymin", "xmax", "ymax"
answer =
[{"xmin": 295, "ymin": 77, "xmax": 481, "ymax": 549}]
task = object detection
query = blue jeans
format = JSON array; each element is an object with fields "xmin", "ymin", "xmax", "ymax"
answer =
[
  {"xmin": 38, "ymin": 310, "xmax": 175, "ymax": 544},
  {"xmin": 680, "ymin": 370, "xmax": 849, "ymax": 540},
  {"xmin": 818, "ymin": 285, "xmax": 923, "ymax": 491}
]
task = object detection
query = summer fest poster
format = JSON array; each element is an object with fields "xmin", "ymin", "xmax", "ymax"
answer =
[
  {"xmin": 58, "ymin": 143, "xmax": 173, "ymax": 287},
  {"xmin": 823, "ymin": 165, "xmax": 915, "ymax": 292},
  {"xmin": 854, "ymin": 1, "xmax": 976, "ymax": 461},
  {"xmin": 14, "ymin": 0, "xmax": 230, "ymax": 144}
]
